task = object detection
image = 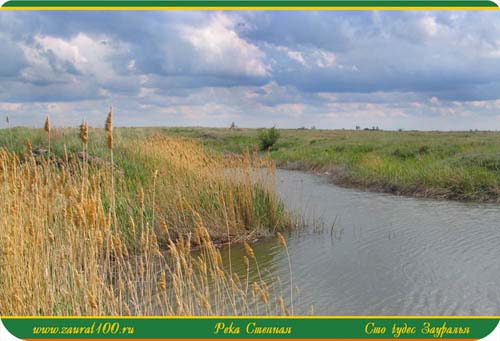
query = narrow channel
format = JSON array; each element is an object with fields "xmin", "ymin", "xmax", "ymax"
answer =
[{"xmin": 222, "ymin": 169, "xmax": 500, "ymax": 315}]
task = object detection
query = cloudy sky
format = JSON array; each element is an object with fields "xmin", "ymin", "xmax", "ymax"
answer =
[{"xmin": 1, "ymin": 11, "xmax": 500, "ymax": 130}]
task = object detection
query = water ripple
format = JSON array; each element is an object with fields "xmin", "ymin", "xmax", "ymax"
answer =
[{"xmin": 225, "ymin": 169, "xmax": 500, "ymax": 315}]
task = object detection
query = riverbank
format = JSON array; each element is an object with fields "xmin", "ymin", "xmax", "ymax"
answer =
[
  {"xmin": 253, "ymin": 169, "xmax": 500, "ymax": 315},
  {"xmin": 0, "ymin": 127, "xmax": 291, "ymax": 244},
  {"xmin": 0, "ymin": 125, "xmax": 292, "ymax": 315},
  {"xmin": 162, "ymin": 127, "xmax": 500, "ymax": 203},
  {"xmin": 277, "ymin": 160, "xmax": 500, "ymax": 203}
]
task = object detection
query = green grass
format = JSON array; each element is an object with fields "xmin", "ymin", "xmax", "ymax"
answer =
[{"xmin": 150, "ymin": 127, "xmax": 500, "ymax": 202}]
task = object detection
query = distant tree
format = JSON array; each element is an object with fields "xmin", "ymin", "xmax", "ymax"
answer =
[
  {"xmin": 230, "ymin": 122, "xmax": 236, "ymax": 129},
  {"xmin": 258, "ymin": 126, "xmax": 280, "ymax": 151},
  {"xmin": 310, "ymin": 126, "xmax": 316, "ymax": 130},
  {"xmin": 356, "ymin": 125, "xmax": 360, "ymax": 130}
]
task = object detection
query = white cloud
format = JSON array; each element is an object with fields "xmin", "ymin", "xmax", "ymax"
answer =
[
  {"xmin": 36, "ymin": 33, "xmax": 132, "ymax": 82},
  {"xmin": 418, "ymin": 16, "xmax": 440, "ymax": 36},
  {"xmin": 180, "ymin": 13, "xmax": 269, "ymax": 77},
  {"xmin": 35, "ymin": 34, "xmax": 88, "ymax": 65},
  {"xmin": 312, "ymin": 50, "xmax": 336, "ymax": 68},
  {"xmin": 275, "ymin": 45, "xmax": 336, "ymax": 68},
  {"xmin": 0, "ymin": 103, "xmax": 23, "ymax": 111},
  {"xmin": 16, "ymin": 32, "xmax": 140, "ymax": 100},
  {"xmin": 287, "ymin": 50, "xmax": 307, "ymax": 65}
]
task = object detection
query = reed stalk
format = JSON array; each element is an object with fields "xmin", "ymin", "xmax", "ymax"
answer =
[
  {"xmin": 0, "ymin": 122, "xmax": 293, "ymax": 316},
  {"xmin": 105, "ymin": 108, "xmax": 117, "ymax": 230},
  {"xmin": 44, "ymin": 116, "xmax": 51, "ymax": 158},
  {"xmin": 277, "ymin": 232, "xmax": 294, "ymax": 315}
]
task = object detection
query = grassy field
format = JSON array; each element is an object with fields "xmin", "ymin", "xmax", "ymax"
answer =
[
  {"xmin": 161, "ymin": 127, "xmax": 500, "ymax": 202},
  {"xmin": 2, "ymin": 123, "xmax": 498, "ymax": 315},
  {"xmin": 0, "ymin": 123, "xmax": 293, "ymax": 316}
]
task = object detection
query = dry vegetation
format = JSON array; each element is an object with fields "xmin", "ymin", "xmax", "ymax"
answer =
[{"xmin": 0, "ymin": 115, "xmax": 293, "ymax": 316}]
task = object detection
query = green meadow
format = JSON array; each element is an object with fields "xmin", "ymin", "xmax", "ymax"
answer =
[{"xmin": 163, "ymin": 127, "xmax": 500, "ymax": 202}]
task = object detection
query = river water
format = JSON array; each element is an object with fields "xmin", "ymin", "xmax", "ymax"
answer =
[{"xmin": 221, "ymin": 169, "xmax": 500, "ymax": 315}]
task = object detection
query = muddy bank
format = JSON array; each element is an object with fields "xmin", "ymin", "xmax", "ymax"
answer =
[{"xmin": 276, "ymin": 160, "xmax": 500, "ymax": 203}]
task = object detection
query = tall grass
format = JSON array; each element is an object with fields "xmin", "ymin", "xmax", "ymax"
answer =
[{"xmin": 0, "ymin": 121, "xmax": 292, "ymax": 316}]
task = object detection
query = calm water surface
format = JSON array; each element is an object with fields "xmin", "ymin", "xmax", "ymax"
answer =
[{"xmin": 222, "ymin": 169, "xmax": 500, "ymax": 315}]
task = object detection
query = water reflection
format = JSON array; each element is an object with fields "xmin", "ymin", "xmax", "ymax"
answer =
[{"xmin": 220, "ymin": 169, "xmax": 500, "ymax": 315}]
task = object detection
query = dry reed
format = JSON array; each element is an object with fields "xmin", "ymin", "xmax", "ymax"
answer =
[
  {"xmin": 276, "ymin": 232, "xmax": 294, "ymax": 315},
  {"xmin": 44, "ymin": 115, "xmax": 51, "ymax": 156},
  {"xmin": 0, "ymin": 118, "xmax": 293, "ymax": 316}
]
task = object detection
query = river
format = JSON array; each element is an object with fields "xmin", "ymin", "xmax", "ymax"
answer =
[{"xmin": 220, "ymin": 169, "xmax": 500, "ymax": 315}]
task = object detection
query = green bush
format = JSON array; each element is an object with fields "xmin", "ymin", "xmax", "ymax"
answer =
[{"xmin": 258, "ymin": 127, "xmax": 280, "ymax": 151}]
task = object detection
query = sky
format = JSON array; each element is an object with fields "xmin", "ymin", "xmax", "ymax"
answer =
[{"xmin": 1, "ymin": 11, "xmax": 500, "ymax": 130}]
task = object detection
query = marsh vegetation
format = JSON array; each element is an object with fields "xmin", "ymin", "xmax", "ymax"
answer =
[{"xmin": 0, "ymin": 119, "xmax": 293, "ymax": 316}]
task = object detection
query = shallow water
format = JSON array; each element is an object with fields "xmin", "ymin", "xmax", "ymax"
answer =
[{"xmin": 221, "ymin": 169, "xmax": 500, "ymax": 315}]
